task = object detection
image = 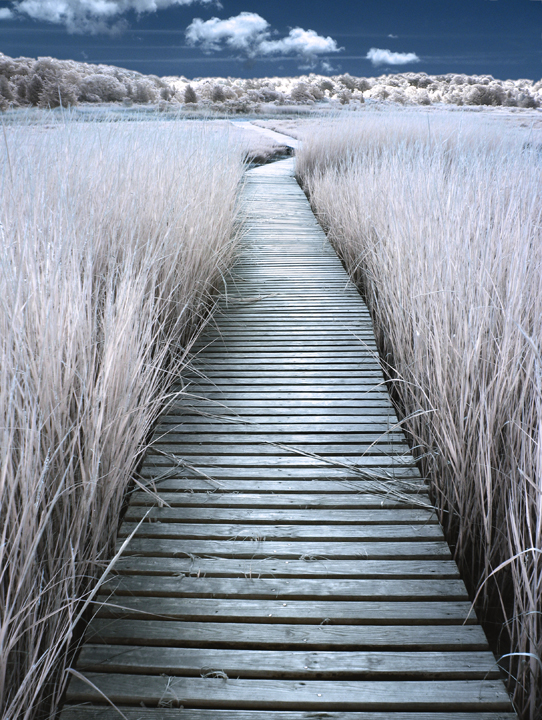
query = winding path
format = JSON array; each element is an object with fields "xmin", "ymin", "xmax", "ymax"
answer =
[{"xmin": 61, "ymin": 157, "xmax": 516, "ymax": 719}]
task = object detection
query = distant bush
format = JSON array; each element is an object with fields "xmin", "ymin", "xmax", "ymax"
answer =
[
  {"xmin": 0, "ymin": 52, "xmax": 178, "ymax": 109},
  {"xmin": 166, "ymin": 70, "xmax": 540, "ymax": 110},
  {"xmin": 79, "ymin": 74, "xmax": 126, "ymax": 103},
  {"xmin": 184, "ymin": 84, "xmax": 197, "ymax": 104},
  {"xmin": 0, "ymin": 52, "xmax": 540, "ymax": 111}
]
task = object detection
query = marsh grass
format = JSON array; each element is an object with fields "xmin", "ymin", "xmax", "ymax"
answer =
[
  {"xmin": 297, "ymin": 111, "xmax": 542, "ymax": 718},
  {"xmin": 0, "ymin": 115, "xmax": 244, "ymax": 718}
]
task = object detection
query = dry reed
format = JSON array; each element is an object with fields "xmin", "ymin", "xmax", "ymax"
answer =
[
  {"xmin": 0, "ymin": 114, "xmax": 244, "ymax": 719},
  {"xmin": 297, "ymin": 110, "xmax": 542, "ymax": 719}
]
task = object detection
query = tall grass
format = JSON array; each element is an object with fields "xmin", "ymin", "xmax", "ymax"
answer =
[
  {"xmin": 297, "ymin": 111, "xmax": 542, "ymax": 719},
  {"xmin": 0, "ymin": 115, "xmax": 244, "ymax": 719}
]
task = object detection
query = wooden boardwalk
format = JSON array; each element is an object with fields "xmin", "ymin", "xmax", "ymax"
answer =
[{"xmin": 61, "ymin": 158, "xmax": 516, "ymax": 719}]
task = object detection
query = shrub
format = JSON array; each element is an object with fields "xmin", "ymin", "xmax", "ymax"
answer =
[
  {"xmin": 184, "ymin": 84, "xmax": 197, "ymax": 103},
  {"xmin": 78, "ymin": 74, "xmax": 126, "ymax": 103},
  {"xmin": 211, "ymin": 83, "xmax": 226, "ymax": 102},
  {"xmin": 0, "ymin": 75, "xmax": 13, "ymax": 102}
]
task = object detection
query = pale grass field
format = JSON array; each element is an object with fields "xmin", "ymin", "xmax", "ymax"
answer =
[
  {"xmin": 297, "ymin": 112, "xmax": 542, "ymax": 719},
  {"xmin": 0, "ymin": 117, "xmax": 245, "ymax": 719}
]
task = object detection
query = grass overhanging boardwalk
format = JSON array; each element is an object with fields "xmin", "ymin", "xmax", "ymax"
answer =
[{"xmin": 61, "ymin": 158, "xmax": 516, "ymax": 719}]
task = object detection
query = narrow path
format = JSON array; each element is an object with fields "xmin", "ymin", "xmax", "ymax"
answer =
[
  {"xmin": 229, "ymin": 120, "xmax": 300, "ymax": 149},
  {"xmin": 61, "ymin": 159, "xmax": 516, "ymax": 719}
]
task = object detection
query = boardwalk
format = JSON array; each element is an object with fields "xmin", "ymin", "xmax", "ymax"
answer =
[{"xmin": 61, "ymin": 158, "xmax": 516, "ymax": 719}]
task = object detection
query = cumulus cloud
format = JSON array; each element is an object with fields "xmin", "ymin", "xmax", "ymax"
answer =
[
  {"xmin": 186, "ymin": 12, "xmax": 268, "ymax": 54},
  {"xmin": 0, "ymin": 7, "xmax": 14, "ymax": 17},
  {"xmin": 367, "ymin": 47, "xmax": 420, "ymax": 66},
  {"xmin": 186, "ymin": 12, "xmax": 341, "ymax": 65},
  {"xmin": 259, "ymin": 27, "xmax": 340, "ymax": 60},
  {"xmin": 2, "ymin": 0, "xmax": 215, "ymax": 34}
]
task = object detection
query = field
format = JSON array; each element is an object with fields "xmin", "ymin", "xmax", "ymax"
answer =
[
  {"xmin": 1, "ymin": 105, "xmax": 541, "ymax": 719},
  {"xmin": 0, "ymin": 115, "xmax": 253, "ymax": 719},
  {"xmin": 296, "ymin": 109, "xmax": 542, "ymax": 719}
]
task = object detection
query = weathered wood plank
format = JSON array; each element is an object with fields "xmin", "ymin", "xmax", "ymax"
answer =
[
  {"xmin": 117, "ymin": 522, "xmax": 444, "ymax": 541},
  {"xmin": 128, "ymin": 492, "xmax": 432, "ymax": 509},
  {"xmin": 159, "ymin": 412, "xmax": 399, "ymax": 422},
  {"xmin": 117, "ymin": 538, "xmax": 451, "ymax": 559},
  {"xmin": 154, "ymin": 419, "xmax": 398, "ymax": 431},
  {"xmin": 139, "ymin": 466, "xmax": 422, "ymax": 480},
  {"xmin": 167, "ymin": 397, "xmax": 394, "ymax": 407},
  {"xmin": 65, "ymin": 674, "xmax": 511, "ymax": 710},
  {"xmin": 76, "ymin": 646, "xmax": 501, "ymax": 679},
  {"xmin": 102, "ymin": 576, "xmax": 469, "ymax": 601},
  {"xmin": 110, "ymin": 557, "xmax": 459, "ymax": 578},
  {"xmin": 147, "ymin": 445, "xmax": 412, "ymax": 458},
  {"xmin": 143, "ymin": 455, "xmax": 417, "ymax": 467},
  {"xmin": 136, "ymin": 479, "xmax": 424, "ymax": 493},
  {"xmin": 167, "ymin": 393, "xmax": 393, "ymax": 402},
  {"xmin": 93, "ymin": 597, "xmax": 476, "ymax": 624},
  {"xmin": 150, "ymin": 431, "xmax": 407, "ymax": 443},
  {"xmin": 84, "ymin": 619, "xmax": 490, "ymax": 650},
  {"xmin": 123, "ymin": 507, "xmax": 437, "ymax": 525},
  {"xmin": 60, "ymin": 708, "xmax": 519, "ymax": 720}
]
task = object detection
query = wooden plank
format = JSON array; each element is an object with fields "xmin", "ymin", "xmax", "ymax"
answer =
[
  {"xmin": 111, "ymin": 557, "xmax": 459, "ymax": 578},
  {"xmin": 172, "ymin": 371, "xmax": 384, "ymax": 390},
  {"xmin": 183, "ymin": 366, "xmax": 384, "ymax": 374},
  {"xmin": 147, "ymin": 445, "xmax": 411, "ymax": 458},
  {"xmin": 76, "ymin": 646, "xmax": 501, "ymax": 679},
  {"xmin": 84, "ymin": 619, "xmax": 490, "ymax": 650},
  {"xmin": 64, "ymin": 674, "xmax": 512, "ymax": 710},
  {"xmin": 160, "ymin": 409, "xmax": 399, "ymax": 418},
  {"xmin": 93, "ymin": 597, "xmax": 476, "ymax": 624},
  {"xmin": 117, "ymin": 539, "xmax": 452, "ymax": 559},
  {"xmin": 143, "ymin": 455, "xmax": 417, "ymax": 467},
  {"xmin": 184, "ymin": 354, "xmax": 383, "ymax": 362},
  {"xmin": 138, "ymin": 465, "xmax": 422, "ymax": 479},
  {"xmin": 118, "ymin": 522, "xmax": 444, "ymax": 541},
  {"xmin": 123, "ymin": 507, "xmax": 437, "ymax": 525},
  {"xmin": 153, "ymin": 423, "xmax": 399, "ymax": 434},
  {"xmin": 192, "ymin": 340, "xmax": 376, "ymax": 346},
  {"xmin": 60, "ymin": 708, "xmax": 519, "ymax": 720},
  {"xmin": 169, "ymin": 395, "xmax": 392, "ymax": 403},
  {"xmin": 136, "ymin": 479, "xmax": 425, "ymax": 493},
  {"xmin": 156, "ymin": 418, "xmax": 400, "ymax": 430},
  {"xmin": 150, "ymin": 431, "xmax": 406, "ymax": 442},
  {"xmin": 168, "ymin": 394, "xmax": 389, "ymax": 407},
  {"xmin": 147, "ymin": 444, "xmax": 411, "ymax": 456},
  {"xmin": 101, "ymin": 576, "xmax": 469, "ymax": 601},
  {"xmin": 128, "ymin": 492, "xmax": 432, "ymax": 509}
]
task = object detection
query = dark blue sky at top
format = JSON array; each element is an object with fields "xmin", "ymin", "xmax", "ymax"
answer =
[{"xmin": 0, "ymin": 0, "xmax": 541, "ymax": 80}]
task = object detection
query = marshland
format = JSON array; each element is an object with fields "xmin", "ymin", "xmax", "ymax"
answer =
[{"xmin": 1, "ymin": 102, "xmax": 541, "ymax": 719}]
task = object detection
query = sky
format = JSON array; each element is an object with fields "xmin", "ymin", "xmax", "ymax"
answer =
[{"xmin": 0, "ymin": 0, "xmax": 541, "ymax": 80}]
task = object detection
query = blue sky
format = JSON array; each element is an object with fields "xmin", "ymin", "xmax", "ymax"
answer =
[{"xmin": 0, "ymin": 0, "xmax": 541, "ymax": 80}]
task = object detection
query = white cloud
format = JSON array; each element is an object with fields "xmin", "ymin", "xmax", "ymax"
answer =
[
  {"xmin": 388, "ymin": 33, "xmax": 398, "ymax": 39},
  {"xmin": 186, "ymin": 12, "xmax": 341, "ymax": 65},
  {"xmin": 259, "ymin": 27, "xmax": 340, "ymax": 61},
  {"xmin": 367, "ymin": 47, "xmax": 420, "ymax": 66},
  {"xmin": 4, "ymin": 0, "xmax": 215, "ymax": 33},
  {"xmin": 186, "ymin": 11, "xmax": 268, "ymax": 54},
  {"xmin": 0, "ymin": 7, "xmax": 14, "ymax": 17},
  {"xmin": 321, "ymin": 59, "xmax": 337, "ymax": 73}
]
